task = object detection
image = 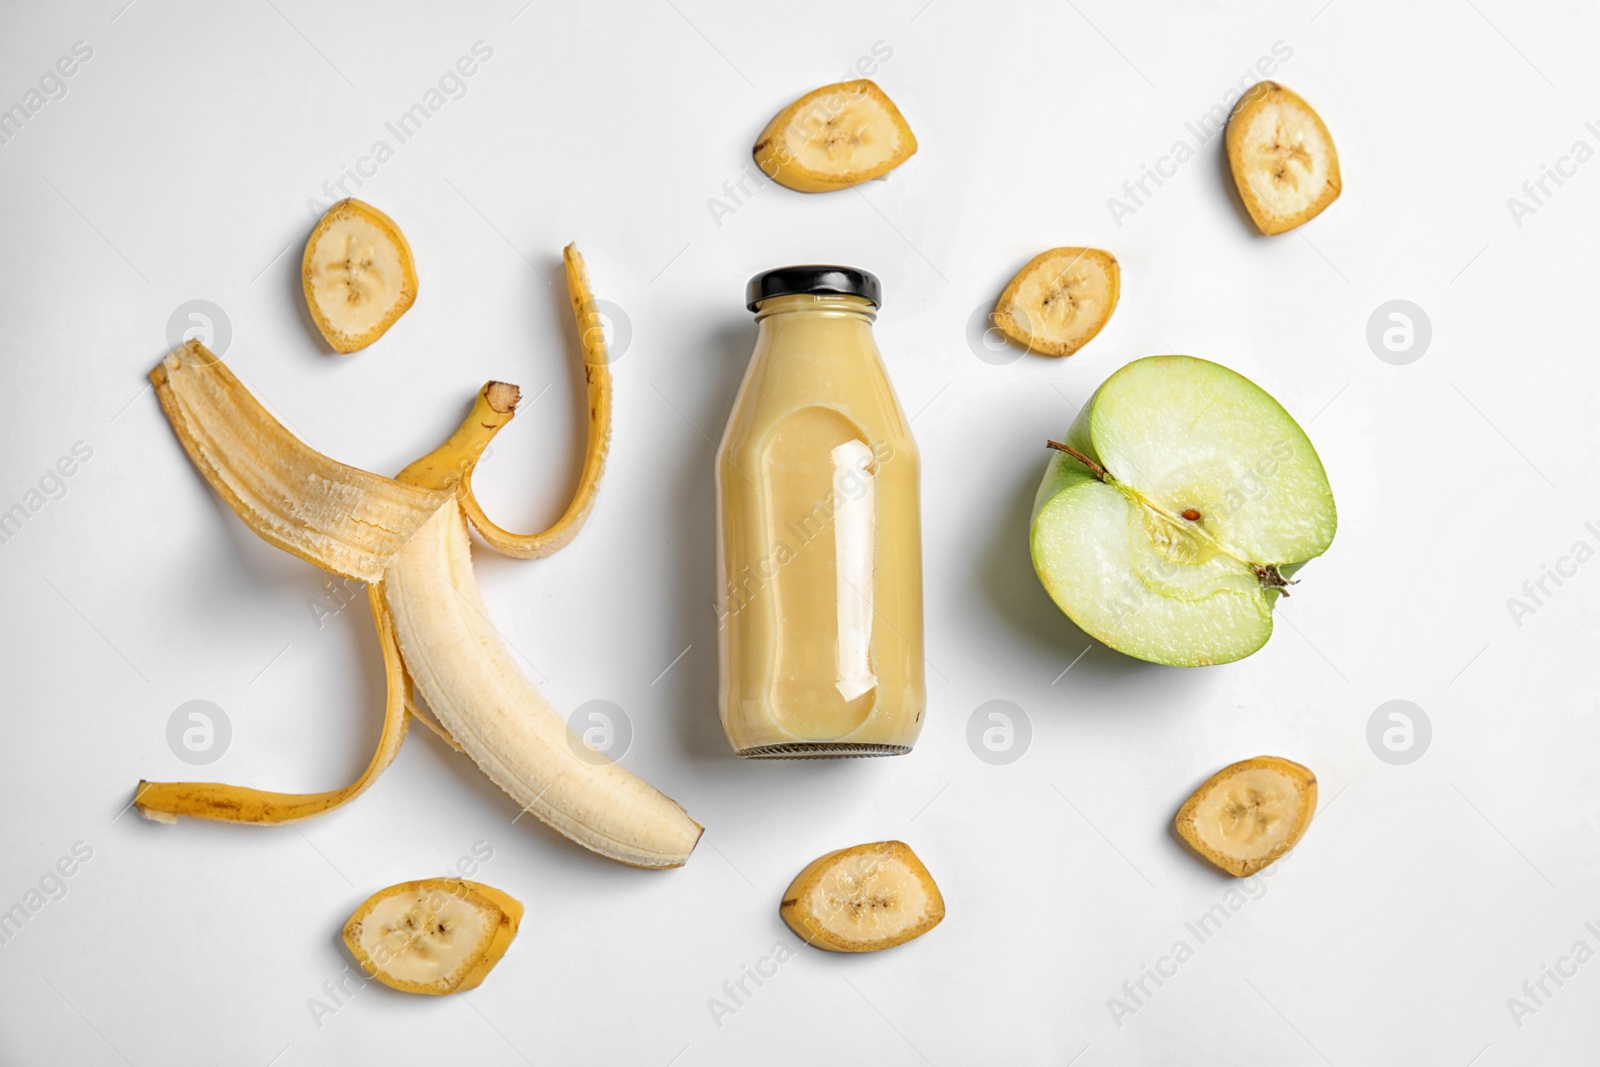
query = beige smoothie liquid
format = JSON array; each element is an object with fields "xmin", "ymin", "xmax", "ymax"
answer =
[{"xmin": 717, "ymin": 267, "xmax": 925, "ymax": 757}]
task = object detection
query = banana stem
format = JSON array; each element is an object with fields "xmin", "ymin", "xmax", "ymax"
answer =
[
  {"xmin": 458, "ymin": 243, "xmax": 614, "ymax": 559},
  {"xmin": 395, "ymin": 382, "xmax": 520, "ymax": 491}
]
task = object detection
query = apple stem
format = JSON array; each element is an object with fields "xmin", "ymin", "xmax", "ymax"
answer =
[
  {"xmin": 1253, "ymin": 564, "xmax": 1296, "ymax": 595},
  {"xmin": 1045, "ymin": 440, "xmax": 1110, "ymax": 482}
]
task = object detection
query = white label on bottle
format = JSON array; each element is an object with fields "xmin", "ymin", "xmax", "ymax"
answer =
[{"xmin": 832, "ymin": 439, "xmax": 876, "ymax": 702}]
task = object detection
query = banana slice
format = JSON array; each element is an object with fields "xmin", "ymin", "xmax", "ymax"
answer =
[
  {"xmin": 343, "ymin": 879, "xmax": 521, "ymax": 995},
  {"xmin": 780, "ymin": 841, "xmax": 944, "ymax": 952},
  {"xmin": 1175, "ymin": 756, "xmax": 1316, "ymax": 877},
  {"xmin": 994, "ymin": 248, "xmax": 1120, "ymax": 357},
  {"xmin": 302, "ymin": 198, "xmax": 418, "ymax": 352},
  {"xmin": 754, "ymin": 79, "xmax": 917, "ymax": 193},
  {"xmin": 1225, "ymin": 83, "xmax": 1341, "ymax": 235}
]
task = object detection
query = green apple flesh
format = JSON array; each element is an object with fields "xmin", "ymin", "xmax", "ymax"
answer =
[{"xmin": 1031, "ymin": 355, "xmax": 1336, "ymax": 666}]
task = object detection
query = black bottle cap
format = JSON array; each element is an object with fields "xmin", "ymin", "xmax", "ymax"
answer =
[{"xmin": 746, "ymin": 265, "xmax": 881, "ymax": 311}]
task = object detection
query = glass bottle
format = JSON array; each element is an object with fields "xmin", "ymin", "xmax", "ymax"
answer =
[{"xmin": 716, "ymin": 266, "xmax": 925, "ymax": 757}]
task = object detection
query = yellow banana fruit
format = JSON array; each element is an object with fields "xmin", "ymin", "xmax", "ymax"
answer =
[
  {"xmin": 136, "ymin": 248, "xmax": 700, "ymax": 868},
  {"xmin": 386, "ymin": 391, "xmax": 701, "ymax": 868}
]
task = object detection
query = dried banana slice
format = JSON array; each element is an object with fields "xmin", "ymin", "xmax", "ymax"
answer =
[
  {"xmin": 780, "ymin": 841, "xmax": 944, "ymax": 952},
  {"xmin": 302, "ymin": 198, "xmax": 418, "ymax": 352},
  {"xmin": 994, "ymin": 248, "xmax": 1120, "ymax": 357},
  {"xmin": 1175, "ymin": 756, "xmax": 1317, "ymax": 876},
  {"xmin": 754, "ymin": 79, "xmax": 917, "ymax": 193},
  {"xmin": 1226, "ymin": 83, "xmax": 1341, "ymax": 235},
  {"xmin": 343, "ymin": 880, "xmax": 522, "ymax": 995}
]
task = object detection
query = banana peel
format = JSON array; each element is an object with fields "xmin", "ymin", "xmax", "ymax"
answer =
[
  {"xmin": 457, "ymin": 245, "xmax": 612, "ymax": 557},
  {"xmin": 150, "ymin": 347, "xmax": 452, "ymax": 583},
  {"xmin": 135, "ymin": 584, "xmax": 410, "ymax": 825}
]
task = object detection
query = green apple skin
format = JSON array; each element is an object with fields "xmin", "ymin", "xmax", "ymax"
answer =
[{"xmin": 1030, "ymin": 355, "xmax": 1336, "ymax": 667}]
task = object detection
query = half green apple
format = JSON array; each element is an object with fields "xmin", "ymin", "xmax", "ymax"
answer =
[{"xmin": 1031, "ymin": 356, "xmax": 1336, "ymax": 666}]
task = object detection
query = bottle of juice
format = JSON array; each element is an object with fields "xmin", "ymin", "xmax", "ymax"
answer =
[{"xmin": 716, "ymin": 266, "xmax": 925, "ymax": 757}]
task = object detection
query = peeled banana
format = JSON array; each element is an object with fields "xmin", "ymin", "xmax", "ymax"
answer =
[
  {"xmin": 385, "ymin": 455, "xmax": 703, "ymax": 868},
  {"xmin": 137, "ymin": 248, "xmax": 700, "ymax": 868},
  {"xmin": 993, "ymin": 247, "xmax": 1120, "ymax": 357},
  {"xmin": 754, "ymin": 79, "xmax": 917, "ymax": 193},
  {"xmin": 343, "ymin": 879, "xmax": 522, "ymax": 994},
  {"xmin": 1175, "ymin": 756, "xmax": 1316, "ymax": 877},
  {"xmin": 302, "ymin": 198, "xmax": 418, "ymax": 352},
  {"xmin": 780, "ymin": 841, "xmax": 944, "ymax": 952},
  {"xmin": 1226, "ymin": 83, "xmax": 1341, "ymax": 235}
]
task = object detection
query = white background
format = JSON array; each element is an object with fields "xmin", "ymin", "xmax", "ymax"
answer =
[{"xmin": 2, "ymin": 1, "xmax": 1597, "ymax": 1063}]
